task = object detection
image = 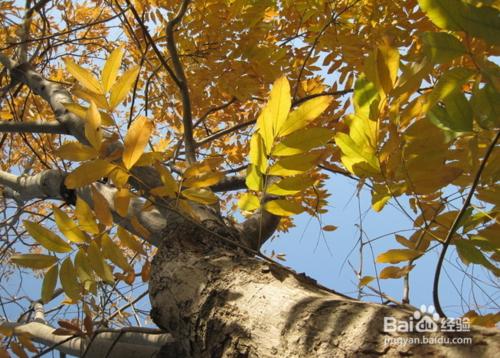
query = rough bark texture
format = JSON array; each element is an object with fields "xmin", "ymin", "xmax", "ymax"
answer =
[{"xmin": 149, "ymin": 223, "xmax": 499, "ymax": 357}]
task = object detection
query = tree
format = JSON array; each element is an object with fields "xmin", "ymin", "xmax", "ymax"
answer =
[{"xmin": 0, "ymin": 0, "xmax": 499, "ymax": 356}]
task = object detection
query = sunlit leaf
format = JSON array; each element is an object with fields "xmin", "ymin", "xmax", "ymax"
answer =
[
  {"xmin": 75, "ymin": 197, "xmax": 100, "ymax": 234},
  {"xmin": 10, "ymin": 254, "xmax": 57, "ymax": 269},
  {"xmin": 122, "ymin": 116, "xmax": 154, "ymax": 170},
  {"xmin": 65, "ymin": 160, "xmax": 116, "ymax": 189},
  {"xmin": 376, "ymin": 249, "xmax": 422, "ymax": 264},
  {"xmin": 101, "ymin": 47, "xmax": 124, "ymax": 93},
  {"xmin": 266, "ymin": 175, "xmax": 315, "ymax": 195},
  {"xmin": 63, "ymin": 58, "xmax": 103, "ymax": 94},
  {"xmin": 109, "ymin": 66, "xmax": 140, "ymax": 109},
  {"xmin": 379, "ymin": 265, "xmax": 415, "ymax": 279},
  {"xmin": 272, "ymin": 128, "xmax": 334, "ymax": 156},
  {"xmin": 238, "ymin": 193, "xmax": 260, "ymax": 211},
  {"xmin": 54, "ymin": 141, "xmax": 98, "ymax": 161},
  {"xmin": 53, "ymin": 206, "xmax": 89, "ymax": 244},
  {"xmin": 181, "ymin": 188, "xmax": 219, "ymax": 205},
  {"xmin": 24, "ymin": 220, "xmax": 72, "ymax": 253},
  {"xmin": 263, "ymin": 199, "xmax": 304, "ymax": 216},
  {"xmin": 268, "ymin": 152, "xmax": 322, "ymax": 176}
]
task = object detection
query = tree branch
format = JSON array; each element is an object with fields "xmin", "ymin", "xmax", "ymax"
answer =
[
  {"xmin": 0, "ymin": 120, "xmax": 68, "ymax": 134},
  {"xmin": 433, "ymin": 130, "xmax": 500, "ymax": 318}
]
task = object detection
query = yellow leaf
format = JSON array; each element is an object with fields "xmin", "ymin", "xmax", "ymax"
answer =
[
  {"xmin": 59, "ymin": 258, "xmax": 81, "ymax": 301},
  {"xmin": 359, "ymin": 275, "xmax": 375, "ymax": 287},
  {"xmin": 10, "ymin": 254, "xmax": 57, "ymax": 269},
  {"xmin": 75, "ymin": 197, "xmax": 100, "ymax": 234},
  {"xmin": 87, "ymin": 241, "xmax": 114, "ymax": 283},
  {"xmin": 63, "ymin": 103, "xmax": 114, "ymax": 126},
  {"xmin": 24, "ymin": 220, "xmax": 72, "ymax": 253},
  {"xmin": 256, "ymin": 76, "xmax": 291, "ymax": 153},
  {"xmin": 322, "ymin": 225, "xmax": 338, "ymax": 232},
  {"xmin": 63, "ymin": 58, "xmax": 103, "ymax": 94},
  {"xmin": 72, "ymin": 88, "xmax": 109, "ymax": 110},
  {"xmin": 85, "ymin": 101, "xmax": 102, "ymax": 150},
  {"xmin": 101, "ymin": 47, "xmax": 124, "ymax": 93},
  {"xmin": 268, "ymin": 152, "xmax": 322, "ymax": 176},
  {"xmin": 155, "ymin": 163, "xmax": 178, "ymax": 195},
  {"xmin": 75, "ymin": 249, "xmax": 95, "ymax": 290},
  {"xmin": 379, "ymin": 265, "xmax": 415, "ymax": 279},
  {"xmin": 92, "ymin": 187, "xmax": 113, "ymax": 226},
  {"xmin": 376, "ymin": 249, "xmax": 422, "ymax": 264},
  {"xmin": 53, "ymin": 206, "xmax": 88, "ymax": 243},
  {"xmin": 131, "ymin": 217, "xmax": 150, "ymax": 238},
  {"xmin": 278, "ymin": 96, "xmax": 332, "ymax": 137},
  {"xmin": 109, "ymin": 66, "xmax": 140, "ymax": 109},
  {"xmin": 238, "ymin": 193, "xmax": 260, "ymax": 211},
  {"xmin": 183, "ymin": 171, "xmax": 224, "ymax": 189},
  {"xmin": 272, "ymin": 128, "xmax": 334, "ymax": 156},
  {"xmin": 109, "ymin": 167, "xmax": 130, "ymax": 188},
  {"xmin": 114, "ymin": 188, "xmax": 130, "ymax": 217},
  {"xmin": 102, "ymin": 234, "xmax": 131, "ymax": 271},
  {"xmin": 181, "ymin": 188, "xmax": 219, "ymax": 205},
  {"xmin": 65, "ymin": 160, "xmax": 116, "ymax": 189},
  {"xmin": 41, "ymin": 264, "xmax": 58, "ymax": 303},
  {"xmin": 122, "ymin": 116, "xmax": 153, "ymax": 169},
  {"xmin": 54, "ymin": 141, "xmax": 97, "ymax": 161},
  {"xmin": 263, "ymin": 199, "xmax": 304, "ymax": 216},
  {"xmin": 335, "ymin": 133, "xmax": 380, "ymax": 176},
  {"xmin": 249, "ymin": 133, "xmax": 268, "ymax": 173},
  {"xmin": 117, "ymin": 227, "xmax": 145, "ymax": 255},
  {"xmin": 266, "ymin": 175, "xmax": 314, "ymax": 195},
  {"xmin": 376, "ymin": 42, "xmax": 400, "ymax": 94},
  {"xmin": 245, "ymin": 165, "xmax": 263, "ymax": 191}
]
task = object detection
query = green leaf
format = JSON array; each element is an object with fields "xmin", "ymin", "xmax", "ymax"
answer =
[
  {"xmin": 353, "ymin": 75, "xmax": 379, "ymax": 119},
  {"xmin": 376, "ymin": 249, "xmax": 422, "ymax": 264},
  {"xmin": 266, "ymin": 175, "xmax": 315, "ymax": 196},
  {"xmin": 245, "ymin": 165, "xmax": 263, "ymax": 191},
  {"xmin": 429, "ymin": 67, "xmax": 475, "ymax": 106},
  {"xmin": 418, "ymin": 0, "xmax": 500, "ymax": 45},
  {"xmin": 471, "ymin": 84, "xmax": 500, "ymax": 129},
  {"xmin": 271, "ymin": 128, "xmax": 334, "ymax": 156},
  {"xmin": 421, "ymin": 31, "xmax": 466, "ymax": 64},
  {"xmin": 427, "ymin": 90, "xmax": 473, "ymax": 133},
  {"xmin": 238, "ymin": 193, "xmax": 260, "ymax": 211},
  {"xmin": 10, "ymin": 254, "xmax": 57, "ymax": 269},
  {"xmin": 335, "ymin": 133, "xmax": 380, "ymax": 176},
  {"xmin": 41, "ymin": 264, "xmax": 58, "ymax": 304},
  {"xmin": 263, "ymin": 199, "xmax": 304, "ymax": 216},
  {"xmin": 24, "ymin": 220, "xmax": 72, "ymax": 253},
  {"xmin": 456, "ymin": 239, "xmax": 500, "ymax": 276}
]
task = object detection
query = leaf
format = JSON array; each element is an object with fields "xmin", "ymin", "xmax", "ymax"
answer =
[
  {"xmin": 256, "ymin": 76, "xmax": 291, "ymax": 153},
  {"xmin": 74, "ymin": 249, "xmax": 95, "ymax": 290},
  {"xmin": 372, "ymin": 41, "xmax": 400, "ymax": 94},
  {"xmin": 41, "ymin": 264, "xmax": 58, "ymax": 303},
  {"xmin": 245, "ymin": 165, "xmax": 263, "ymax": 191},
  {"xmin": 87, "ymin": 241, "xmax": 114, "ymax": 283},
  {"xmin": 268, "ymin": 152, "xmax": 322, "ymax": 176},
  {"xmin": 353, "ymin": 75, "xmax": 379, "ymax": 119},
  {"xmin": 418, "ymin": 0, "xmax": 500, "ymax": 45},
  {"xmin": 183, "ymin": 171, "xmax": 224, "ymax": 189},
  {"xmin": 75, "ymin": 197, "xmax": 100, "ymax": 234},
  {"xmin": 85, "ymin": 101, "xmax": 102, "ymax": 150},
  {"xmin": 53, "ymin": 206, "xmax": 88, "ymax": 243},
  {"xmin": 181, "ymin": 188, "xmax": 219, "ymax": 205},
  {"xmin": 335, "ymin": 133, "xmax": 380, "ymax": 176},
  {"xmin": 10, "ymin": 342, "xmax": 27, "ymax": 358},
  {"xmin": 272, "ymin": 128, "xmax": 334, "ymax": 156},
  {"xmin": 263, "ymin": 199, "xmax": 304, "ymax": 216},
  {"xmin": 376, "ymin": 249, "xmax": 422, "ymax": 264},
  {"xmin": 62, "ymin": 103, "xmax": 114, "ymax": 126},
  {"xmin": 155, "ymin": 163, "xmax": 178, "ymax": 196},
  {"xmin": 427, "ymin": 90, "xmax": 473, "ymax": 133},
  {"xmin": 429, "ymin": 67, "xmax": 475, "ymax": 106},
  {"xmin": 24, "ymin": 220, "xmax": 72, "ymax": 253},
  {"xmin": 456, "ymin": 239, "xmax": 500, "ymax": 276},
  {"xmin": 10, "ymin": 254, "xmax": 57, "ymax": 269},
  {"xmin": 65, "ymin": 160, "xmax": 116, "ymax": 189},
  {"xmin": 322, "ymin": 225, "xmax": 338, "ymax": 232},
  {"xmin": 18, "ymin": 335, "xmax": 38, "ymax": 353},
  {"xmin": 55, "ymin": 141, "xmax": 98, "ymax": 161},
  {"xmin": 72, "ymin": 88, "xmax": 109, "ymax": 110},
  {"xmin": 471, "ymin": 84, "xmax": 500, "ymax": 129},
  {"xmin": 278, "ymin": 96, "xmax": 332, "ymax": 137},
  {"xmin": 101, "ymin": 47, "xmax": 124, "ymax": 92},
  {"xmin": 59, "ymin": 258, "xmax": 81, "ymax": 301},
  {"xmin": 63, "ymin": 58, "xmax": 103, "ymax": 94},
  {"xmin": 421, "ymin": 32, "xmax": 466, "ymax": 64},
  {"xmin": 359, "ymin": 276, "xmax": 375, "ymax": 287},
  {"xmin": 101, "ymin": 234, "xmax": 131, "ymax": 271},
  {"xmin": 379, "ymin": 265, "xmax": 415, "ymax": 279},
  {"xmin": 266, "ymin": 175, "xmax": 315, "ymax": 195},
  {"xmin": 92, "ymin": 187, "xmax": 113, "ymax": 226},
  {"xmin": 249, "ymin": 133, "xmax": 268, "ymax": 173},
  {"xmin": 109, "ymin": 66, "xmax": 140, "ymax": 109},
  {"xmin": 117, "ymin": 227, "xmax": 145, "ymax": 255},
  {"xmin": 238, "ymin": 193, "xmax": 260, "ymax": 211},
  {"xmin": 122, "ymin": 116, "xmax": 154, "ymax": 169},
  {"xmin": 114, "ymin": 188, "xmax": 130, "ymax": 217}
]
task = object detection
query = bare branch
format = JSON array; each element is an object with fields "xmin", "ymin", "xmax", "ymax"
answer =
[{"xmin": 0, "ymin": 120, "xmax": 68, "ymax": 134}]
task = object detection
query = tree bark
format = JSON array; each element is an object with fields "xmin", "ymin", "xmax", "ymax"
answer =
[{"xmin": 149, "ymin": 223, "xmax": 499, "ymax": 357}]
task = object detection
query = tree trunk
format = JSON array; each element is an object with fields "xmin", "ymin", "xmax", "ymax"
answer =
[{"xmin": 149, "ymin": 223, "xmax": 499, "ymax": 357}]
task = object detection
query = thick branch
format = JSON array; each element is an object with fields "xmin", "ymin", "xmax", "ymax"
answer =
[
  {"xmin": 1, "ymin": 321, "xmax": 173, "ymax": 358},
  {"xmin": 0, "ymin": 120, "xmax": 68, "ymax": 134}
]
